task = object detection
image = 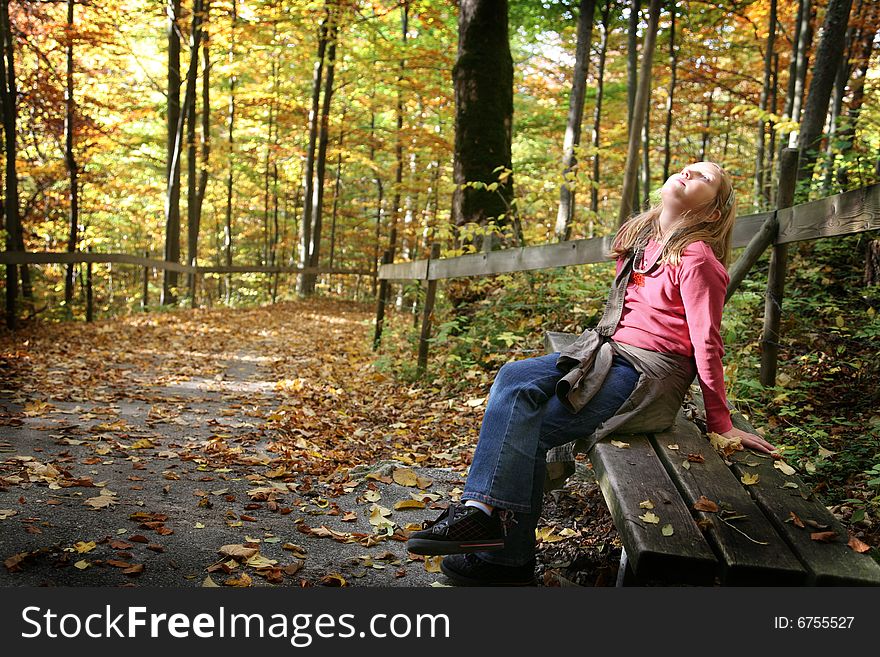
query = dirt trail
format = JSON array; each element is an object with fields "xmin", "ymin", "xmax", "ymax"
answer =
[{"xmin": 0, "ymin": 299, "xmax": 619, "ymax": 587}]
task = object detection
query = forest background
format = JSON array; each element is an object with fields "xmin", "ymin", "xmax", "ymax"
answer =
[{"xmin": 1, "ymin": 0, "xmax": 880, "ymax": 544}]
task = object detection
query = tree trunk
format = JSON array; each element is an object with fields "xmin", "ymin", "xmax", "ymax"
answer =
[
  {"xmin": 700, "ymin": 92, "xmax": 713, "ymax": 160},
  {"xmin": 555, "ymin": 0, "xmax": 595, "ymax": 241},
  {"xmin": 590, "ymin": 0, "xmax": 611, "ymax": 217},
  {"xmin": 786, "ymin": 0, "xmax": 814, "ymax": 149},
  {"xmin": 64, "ymin": 0, "xmax": 79, "ymax": 310},
  {"xmin": 223, "ymin": 0, "xmax": 235, "ymax": 303},
  {"xmin": 795, "ymin": 0, "xmax": 853, "ymax": 189},
  {"xmin": 163, "ymin": 0, "xmax": 183, "ymax": 305},
  {"xmin": 617, "ymin": 0, "xmax": 661, "ymax": 224},
  {"xmin": 303, "ymin": 15, "xmax": 337, "ymax": 295},
  {"xmin": 298, "ymin": 7, "xmax": 329, "ymax": 295},
  {"xmin": 766, "ymin": 52, "xmax": 779, "ymax": 204},
  {"xmin": 753, "ymin": 0, "xmax": 776, "ymax": 210},
  {"xmin": 263, "ymin": 15, "xmax": 277, "ymax": 270},
  {"xmin": 186, "ymin": 0, "xmax": 205, "ymax": 304},
  {"xmin": 835, "ymin": 0, "xmax": 874, "ymax": 188},
  {"xmin": 641, "ymin": 102, "xmax": 650, "ymax": 209},
  {"xmin": 191, "ymin": 0, "xmax": 210, "ymax": 307},
  {"xmin": 662, "ymin": 0, "xmax": 676, "ymax": 184},
  {"xmin": 388, "ymin": 1, "xmax": 407, "ymax": 273},
  {"xmin": 0, "ymin": 0, "xmax": 22, "ymax": 328},
  {"xmin": 626, "ymin": 0, "xmax": 641, "ymax": 212},
  {"xmin": 329, "ymin": 115, "xmax": 345, "ymax": 269},
  {"xmin": 452, "ymin": 0, "xmax": 514, "ymax": 249}
]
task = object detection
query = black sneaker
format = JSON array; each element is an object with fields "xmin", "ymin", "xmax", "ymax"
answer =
[
  {"xmin": 406, "ymin": 503, "xmax": 506, "ymax": 555},
  {"xmin": 441, "ymin": 553, "xmax": 537, "ymax": 586}
]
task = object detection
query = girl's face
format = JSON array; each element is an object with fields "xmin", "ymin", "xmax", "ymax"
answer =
[{"xmin": 661, "ymin": 162, "xmax": 722, "ymax": 215}]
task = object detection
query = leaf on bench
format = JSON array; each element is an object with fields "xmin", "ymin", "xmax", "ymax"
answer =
[
  {"xmin": 639, "ymin": 511, "xmax": 660, "ymax": 524},
  {"xmin": 848, "ymin": 535, "xmax": 870, "ymax": 553},
  {"xmin": 610, "ymin": 440, "xmax": 630, "ymax": 449},
  {"xmin": 773, "ymin": 460, "xmax": 796, "ymax": 476},
  {"xmin": 740, "ymin": 472, "xmax": 760, "ymax": 485},
  {"xmin": 708, "ymin": 432, "xmax": 743, "ymax": 457},
  {"xmin": 662, "ymin": 524, "xmax": 674, "ymax": 536},
  {"xmin": 810, "ymin": 531, "xmax": 838, "ymax": 543},
  {"xmin": 639, "ymin": 499, "xmax": 654, "ymax": 509},
  {"xmin": 693, "ymin": 496, "xmax": 719, "ymax": 513}
]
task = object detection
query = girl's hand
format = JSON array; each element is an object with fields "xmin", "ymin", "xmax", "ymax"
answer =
[{"xmin": 720, "ymin": 426, "xmax": 778, "ymax": 455}]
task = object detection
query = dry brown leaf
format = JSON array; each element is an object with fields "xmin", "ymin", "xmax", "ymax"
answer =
[
  {"xmin": 693, "ymin": 496, "xmax": 719, "ymax": 513},
  {"xmin": 847, "ymin": 535, "xmax": 871, "ymax": 553},
  {"xmin": 810, "ymin": 531, "xmax": 838, "ymax": 543},
  {"xmin": 789, "ymin": 511, "xmax": 805, "ymax": 528},
  {"xmin": 218, "ymin": 544, "xmax": 259, "ymax": 560}
]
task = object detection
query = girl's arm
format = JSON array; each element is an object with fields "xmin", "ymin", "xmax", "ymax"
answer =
[{"xmin": 679, "ymin": 250, "xmax": 777, "ymax": 455}]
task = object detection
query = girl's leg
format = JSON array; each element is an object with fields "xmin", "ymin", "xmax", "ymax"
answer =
[{"xmin": 468, "ymin": 355, "xmax": 640, "ymax": 567}]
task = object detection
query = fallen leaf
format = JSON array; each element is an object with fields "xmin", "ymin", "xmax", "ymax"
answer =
[
  {"xmin": 218, "ymin": 544, "xmax": 259, "ymax": 560},
  {"xmin": 224, "ymin": 572, "xmax": 252, "ymax": 587},
  {"xmin": 667, "ymin": 444, "xmax": 679, "ymax": 450},
  {"xmin": 318, "ymin": 573, "xmax": 347, "ymax": 586},
  {"xmin": 773, "ymin": 460, "xmax": 796, "ymax": 476},
  {"xmin": 0, "ymin": 509, "xmax": 17, "ymax": 520},
  {"xmin": 693, "ymin": 496, "xmax": 719, "ymax": 513},
  {"xmin": 810, "ymin": 531, "xmax": 838, "ymax": 543},
  {"xmin": 394, "ymin": 499, "xmax": 426, "ymax": 510},
  {"xmin": 687, "ymin": 453, "xmax": 705, "ymax": 463},
  {"xmin": 129, "ymin": 439, "xmax": 154, "ymax": 450},
  {"xmin": 202, "ymin": 575, "xmax": 219, "ymax": 587},
  {"xmin": 639, "ymin": 511, "xmax": 660, "ymax": 524},
  {"xmin": 610, "ymin": 440, "xmax": 630, "ymax": 449},
  {"xmin": 535, "ymin": 527, "xmax": 568, "ymax": 543},
  {"xmin": 661, "ymin": 524, "xmax": 674, "ymax": 536},
  {"xmin": 74, "ymin": 560, "xmax": 91, "ymax": 570},
  {"xmin": 708, "ymin": 432, "xmax": 743, "ymax": 457},
  {"xmin": 639, "ymin": 500, "xmax": 654, "ymax": 509},
  {"xmin": 848, "ymin": 535, "xmax": 870, "ymax": 553},
  {"xmin": 392, "ymin": 468, "xmax": 419, "ymax": 487},
  {"xmin": 423, "ymin": 556, "xmax": 443, "ymax": 573},
  {"xmin": 73, "ymin": 541, "xmax": 97, "ymax": 554},
  {"xmin": 789, "ymin": 511, "xmax": 805, "ymax": 528},
  {"xmin": 741, "ymin": 472, "xmax": 760, "ymax": 485}
]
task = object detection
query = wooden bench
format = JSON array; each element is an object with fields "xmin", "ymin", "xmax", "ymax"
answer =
[{"xmin": 544, "ymin": 331, "xmax": 880, "ymax": 586}]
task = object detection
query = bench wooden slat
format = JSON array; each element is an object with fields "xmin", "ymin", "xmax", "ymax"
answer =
[
  {"xmin": 591, "ymin": 435, "xmax": 719, "ymax": 584},
  {"xmin": 650, "ymin": 412, "xmax": 807, "ymax": 585},
  {"xmin": 725, "ymin": 414, "xmax": 880, "ymax": 585}
]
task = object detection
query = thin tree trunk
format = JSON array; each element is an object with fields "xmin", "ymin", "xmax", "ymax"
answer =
[
  {"xmin": 387, "ymin": 0, "xmax": 407, "ymax": 281},
  {"xmin": 590, "ymin": 0, "xmax": 611, "ymax": 216},
  {"xmin": 753, "ymin": 0, "xmax": 776, "ymax": 210},
  {"xmin": 263, "ymin": 15, "xmax": 277, "ymax": 269},
  {"xmin": 700, "ymin": 92, "xmax": 713, "ymax": 161},
  {"xmin": 329, "ymin": 115, "xmax": 345, "ymax": 269},
  {"xmin": 186, "ymin": 0, "xmax": 203, "ymax": 300},
  {"xmin": 786, "ymin": 0, "xmax": 814, "ymax": 149},
  {"xmin": 626, "ymin": 0, "xmax": 641, "ymax": 212},
  {"xmin": 0, "ymin": 0, "xmax": 22, "ymax": 327},
  {"xmin": 555, "ymin": 0, "xmax": 596, "ymax": 241},
  {"xmin": 163, "ymin": 0, "xmax": 182, "ymax": 305},
  {"xmin": 641, "ymin": 103, "xmax": 650, "ymax": 209},
  {"xmin": 64, "ymin": 0, "xmax": 79, "ymax": 310},
  {"xmin": 298, "ymin": 7, "xmax": 329, "ymax": 295},
  {"xmin": 766, "ymin": 52, "xmax": 779, "ymax": 204},
  {"xmin": 304, "ymin": 15, "xmax": 338, "ymax": 295},
  {"xmin": 224, "ymin": 0, "xmax": 236, "ymax": 303},
  {"xmin": 662, "ymin": 0, "xmax": 676, "ymax": 183},
  {"xmin": 795, "ymin": 0, "xmax": 853, "ymax": 188},
  {"xmin": 192, "ymin": 0, "xmax": 210, "ymax": 307},
  {"xmin": 618, "ymin": 0, "xmax": 661, "ymax": 224}
]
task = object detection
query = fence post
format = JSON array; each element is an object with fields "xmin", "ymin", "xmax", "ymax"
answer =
[
  {"xmin": 760, "ymin": 148, "xmax": 798, "ymax": 386},
  {"xmin": 142, "ymin": 250, "xmax": 149, "ymax": 310},
  {"xmin": 86, "ymin": 247, "xmax": 94, "ymax": 323},
  {"xmin": 417, "ymin": 243, "xmax": 441, "ymax": 376},
  {"xmin": 373, "ymin": 250, "xmax": 392, "ymax": 351}
]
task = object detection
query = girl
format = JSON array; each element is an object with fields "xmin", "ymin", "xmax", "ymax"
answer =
[{"xmin": 407, "ymin": 161, "xmax": 777, "ymax": 586}]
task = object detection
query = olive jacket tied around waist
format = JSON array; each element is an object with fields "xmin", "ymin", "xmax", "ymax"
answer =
[{"xmin": 544, "ymin": 244, "xmax": 697, "ymax": 488}]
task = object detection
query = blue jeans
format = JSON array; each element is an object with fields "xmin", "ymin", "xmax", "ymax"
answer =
[{"xmin": 461, "ymin": 352, "xmax": 640, "ymax": 566}]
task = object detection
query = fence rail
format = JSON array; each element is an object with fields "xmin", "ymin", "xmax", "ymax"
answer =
[
  {"xmin": 0, "ymin": 251, "xmax": 371, "ymax": 277},
  {"xmin": 373, "ymin": 152, "xmax": 879, "ymax": 385},
  {"xmin": 377, "ymin": 182, "xmax": 879, "ymax": 283}
]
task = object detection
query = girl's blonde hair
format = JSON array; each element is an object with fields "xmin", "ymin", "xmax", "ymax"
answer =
[{"xmin": 610, "ymin": 162, "xmax": 737, "ymax": 267}]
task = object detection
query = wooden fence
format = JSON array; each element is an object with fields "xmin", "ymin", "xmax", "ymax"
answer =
[
  {"xmin": 0, "ymin": 249, "xmax": 371, "ymax": 321},
  {"xmin": 375, "ymin": 149, "xmax": 880, "ymax": 386}
]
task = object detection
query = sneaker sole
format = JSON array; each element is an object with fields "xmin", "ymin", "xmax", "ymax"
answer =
[
  {"xmin": 440, "ymin": 559, "xmax": 536, "ymax": 587},
  {"xmin": 406, "ymin": 537, "xmax": 505, "ymax": 556}
]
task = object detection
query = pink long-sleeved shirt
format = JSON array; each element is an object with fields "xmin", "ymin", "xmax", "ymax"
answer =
[{"xmin": 611, "ymin": 238, "xmax": 734, "ymax": 433}]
